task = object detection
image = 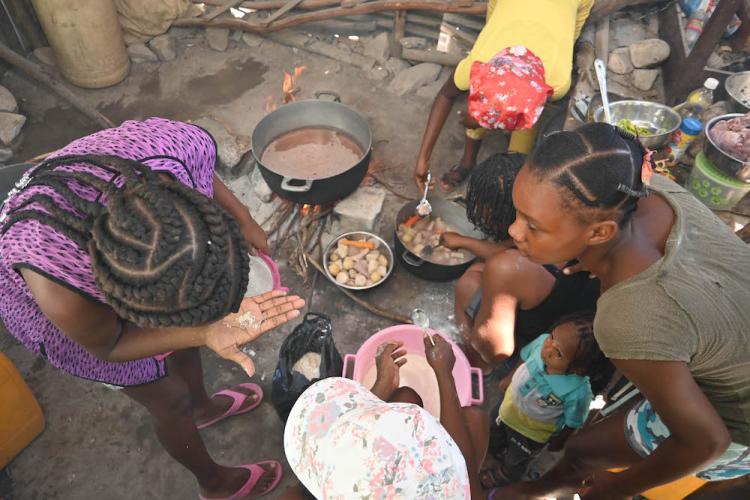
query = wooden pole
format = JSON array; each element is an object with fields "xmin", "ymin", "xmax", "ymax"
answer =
[
  {"xmin": 0, "ymin": 42, "xmax": 114, "ymax": 129},
  {"xmin": 197, "ymin": 0, "xmax": 665, "ymax": 19},
  {"xmin": 173, "ymin": 1, "xmax": 488, "ymax": 33},
  {"xmin": 195, "ymin": 0, "xmax": 340, "ymax": 10},
  {"xmin": 392, "ymin": 10, "xmax": 406, "ymax": 57}
]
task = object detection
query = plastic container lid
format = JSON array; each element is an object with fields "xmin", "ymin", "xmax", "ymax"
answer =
[
  {"xmin": 704, "ymin": 78, "xmax": 719, "ymax": 90},
  {"xmin": 681, "ymin": 117, "xmax": 703, "ymax": 135}
]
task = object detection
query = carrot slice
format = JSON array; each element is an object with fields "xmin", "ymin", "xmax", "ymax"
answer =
[
  {"xmin": 340, "ymin": 239, "xmax": 376, "ymax": 249},
  {"xmin": 403, "ymin": 214, "xmax": 421, "ymax": 227}
]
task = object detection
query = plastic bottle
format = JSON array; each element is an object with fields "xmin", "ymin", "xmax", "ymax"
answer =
[
  {"xmin": 667, "ymin": 117, "xmax": 703, "ymax": 162},
  {"xmin": 677, "ymin": 78, "xmax": 718, "ymax": 119},
  {"xmin": 681, "ymin": 0, "xmax": 742, "ymax": 40},
  {"xmin": 685, "ymin": 7, "xmax": 710, "ymax": 51}
]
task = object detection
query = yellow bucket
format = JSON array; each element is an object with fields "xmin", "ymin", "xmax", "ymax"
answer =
[{"xmin": 0, "ymin": 352, "xmax": 44, "ymax": 468}]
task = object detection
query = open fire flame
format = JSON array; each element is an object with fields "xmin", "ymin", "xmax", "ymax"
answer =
[
  {"xmin": 266, "ymin": 66, "xmax": 307, "ymax": 114},
  {"xmin": 282, "ymin": 66, "xmax": 307, "ymax": 104},
  {"xmin": 300, "ymin": 203, "xmax": 322, "ymax": 217}
]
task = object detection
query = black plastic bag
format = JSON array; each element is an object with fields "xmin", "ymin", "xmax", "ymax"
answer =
[{"xmin": 271, "ymin": 312, "xmax": 343, "ymax": 422}]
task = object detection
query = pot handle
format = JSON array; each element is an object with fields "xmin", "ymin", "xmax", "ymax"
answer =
[
  {"xmin": 470, "ymin": 367, "xmax": 484, "ymax": 405},
  {"xmin": 402, "ymin": 250, "xmax": 424, "ymax": 267},
  {"xmin": 281, "ymin": 177, "xmax": 313, "ymax": 192},
  {"xmin": 315, "ymin": 91, "xmax": 342, "ymax": 103},
  {"xmin": 342, "ymin": 354, "xmax": 356, "ymax": 379}
]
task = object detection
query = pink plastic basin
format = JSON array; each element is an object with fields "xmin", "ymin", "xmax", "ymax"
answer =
[{"xmin": 343, "ymin": 325, "xmax": 484, "ymax": 412}]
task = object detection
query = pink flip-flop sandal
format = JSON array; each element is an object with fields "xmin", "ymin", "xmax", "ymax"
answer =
[
  {"xmin": 199, "ymin": 461, "xmax": 283, "ymax": 500},
  {"xmin": 196, "ymin": 383, "xmax": 263, "ymax": 430}
]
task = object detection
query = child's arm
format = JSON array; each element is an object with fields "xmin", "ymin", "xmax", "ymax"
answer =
[
  {"xmin": 213, "ymin": 175, "xmax": 268, "ymax": 254},
  {"xmin": 414, "ymin": 75, "xmax": 464, "ymax": 190},
  {"xmin": 442, "ymin": 232, "xmax": 512, "ymax": 260},
  {"xmin": 498, "ymin": 359, "xmax": 522, "ymax": 392}
]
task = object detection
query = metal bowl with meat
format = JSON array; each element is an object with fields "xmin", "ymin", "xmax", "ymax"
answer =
[
  {"xmin": 323, "ymin": 232, "xmax": 394, "ymax": 291},
  {"xmin": 705, "ymin": 113, "xmax": 750, "ymax": 182}
]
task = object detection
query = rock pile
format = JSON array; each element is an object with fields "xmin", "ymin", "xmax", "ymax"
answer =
[
  {"xmin": 0, "ymin": 84, "xmax": 25, "ymax": 162},
  {"xmin": 607, "ymin": 15, "xmax": 670, "ymax": 100}
]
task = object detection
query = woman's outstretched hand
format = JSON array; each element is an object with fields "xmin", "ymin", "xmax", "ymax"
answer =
[{"xmin": 204, "ymin": 290, "xmax": 304, "ymax": 377}]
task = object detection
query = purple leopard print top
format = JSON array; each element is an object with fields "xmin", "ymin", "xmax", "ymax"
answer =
[{"xmin": 0, "ymin": 118, "xmax": 217, "ymax": 386}]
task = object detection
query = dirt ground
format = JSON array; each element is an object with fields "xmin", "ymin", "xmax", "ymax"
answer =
[{"xmin": 1, "ymin": 28, "xmax": 512, "ymax": 500}]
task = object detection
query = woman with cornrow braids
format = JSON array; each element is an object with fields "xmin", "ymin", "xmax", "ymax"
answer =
[
  {"xmin": 0, "ymin": 118, "xmax": 305, "ymax": 499},
  {"xmin": 440, "ymin": 152, "xmax": 600, "ymax": 375},
  {"xmin": 489, "ymin": 122, "xmax": 750, "ymax": 499}
]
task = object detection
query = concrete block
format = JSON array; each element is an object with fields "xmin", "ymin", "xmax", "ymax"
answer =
[
  {"xmin": 385, "ymin": 57, "xmax": 410, "ymax": 74},
  {"xmin": 389, "ymin": 62, "xmax": 441, "ymax": 96},
  {"xmin": 193, "ymin": 117, "xmax": 241, "ymax": 170},
  {"xmin": 250, "ymin": 166, "xmax": 273, "ymax": 202},
  {"xmin": 399, "ymin": 37, "xmax": 427, "ymax": 50},
  {"xmin": 242, "ymin": 33, "xmax": 265, "ymax": 48},
  {"xmin": 0, "ymin": 112, "xmax": 26, "ymax": 145},
  {"xmin": 632, "ymin": 69, "xmax": 659, "ymax": 91},
  {"xmin": 127, "ymin": 43, "xmax": 158, "ymax": 63},
  {"xmin": 0, "ymin": 85, "xmax": 17, "ymax": 113},
  {"xmin": 223, "ymin": 172, "xmax": 279, "ymax": 225},
  {"xmin": 363, "ymin": 32, "xmax": 390, "ymax": 63},
  {"xmin": 369, "ymin": 66, "xmax": 390, "ymax": 82},
  {"xmin": 607, "ymin": 47, "xmax": 633, "ymax": 75},
  {"xmin": 206, "ymin": 28, "xmax": 230, "ymax": 52},
  {"xmin": 333, "ymin": 186, "xmax": 386, "ymax": 232},
  {"xmin": 628, "ymin": 38, "xmax": 670, "ymax": 69},
  {"xmin": 611, "ymin": 16, "xmax": 648, "ymax": 48},
  {"xmin": 417, "ymin": 81, "xmax": 443, "ymax": 99},
  {"xmin": 149, "ymin": 35, "xmax": 176, "ymax": 62}
]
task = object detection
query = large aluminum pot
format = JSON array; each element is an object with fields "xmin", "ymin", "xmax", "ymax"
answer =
[{"xmin": 251, "ymin": 92, "xmax": 372, "ymax": 205}]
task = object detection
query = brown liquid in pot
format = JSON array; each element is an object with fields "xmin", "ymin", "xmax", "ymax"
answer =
[{"xmin": 261, "ymin": 127, "xmax": 363, "ymax": 179}]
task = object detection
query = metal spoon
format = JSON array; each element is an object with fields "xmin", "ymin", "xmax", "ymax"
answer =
[
  {"xmin": 411, "ymin": 308, "xmax": 435, "ymax": 346},
  {"xmin": 416, "ymin": 172, "xmax": 432, "ymax": 217},
  {"xmin": 594, "ymin": 58, "xmax": 612, "ymax": 125}
]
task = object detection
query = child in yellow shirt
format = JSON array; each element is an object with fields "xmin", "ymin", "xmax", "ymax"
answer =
[{"xmin": 414, "ymin": 0, "xmax": 594, "ymax": 192}]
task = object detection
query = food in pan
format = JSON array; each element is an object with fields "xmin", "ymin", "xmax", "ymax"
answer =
[
  {"xmin": 397, "ymin": 215, "xmax": 471, "ymax": 265},
  {"xmin": 327, "ymin": 236, "xmax": 389, "ymax": 288}
]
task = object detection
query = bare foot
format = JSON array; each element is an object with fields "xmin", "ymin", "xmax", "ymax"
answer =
[
  {"xmin": 194, "ymin": 385, "xmax": 260, "ymax": 427},
  {"xmin": 201, "ymin": 463, "xmax": 279, "ymax": 499}
]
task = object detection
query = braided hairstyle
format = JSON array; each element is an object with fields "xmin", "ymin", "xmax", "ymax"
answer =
[
  {"xmin": 465, "ymin": 152, "xmax": 525, "ymax": 241},
  {"xmin": 1, "ymin": 154, "xmax": 249, "ymax": 328},
  {"xmin": 551, "ymin": 311, "xmax": 614, "ymax": 395},
  {"xmin": 526, "ymin": 123, "xmax": 650, "ymax": 227}
]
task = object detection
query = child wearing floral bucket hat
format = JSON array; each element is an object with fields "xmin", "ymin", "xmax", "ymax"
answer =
[{"xmin": 414, "ymin": 0, "xmax": 594, "ymax": 193}]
